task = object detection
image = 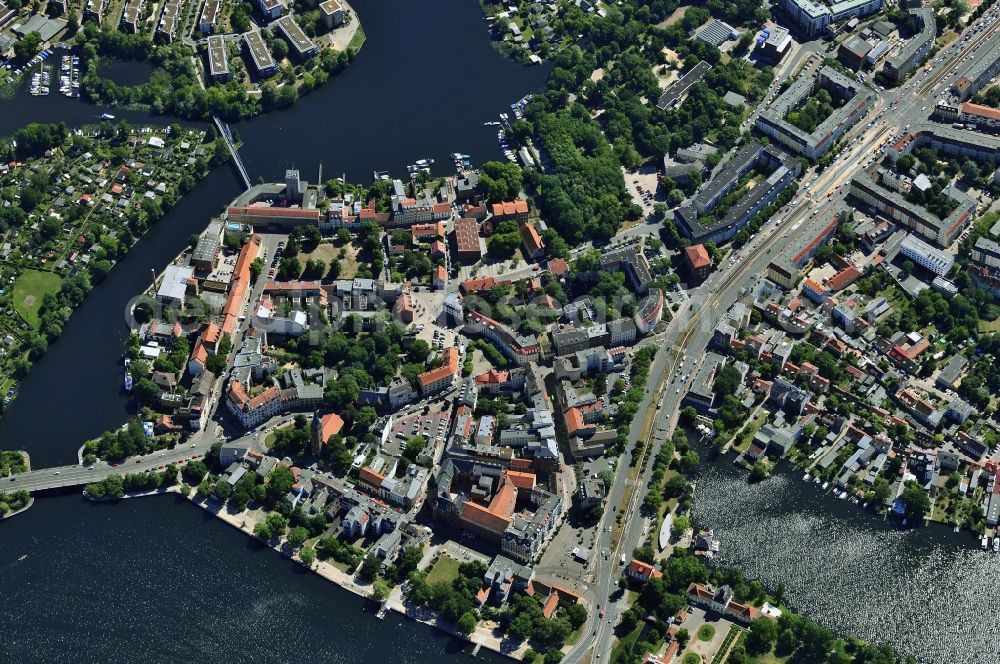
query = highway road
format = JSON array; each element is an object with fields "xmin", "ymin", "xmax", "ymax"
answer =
[{"xmin": 564, "ymin": 9, "xmax": 1000, "ymax": 660}]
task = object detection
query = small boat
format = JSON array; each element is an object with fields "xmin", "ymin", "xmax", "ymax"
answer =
[
  {"xmin": 862, "ymin": 502, "xmax": 869, "ymax": 509},
  {"xmin": 803, "ymin": 473, "xmax": 811, "ymax": 482},
  {"xmin": 953, "ymin": 524, "xmax": 960, "ymax": 532},
  {"xmin": 994, "ymin": 537, "xmax": 1000, "ymax": 553},
  {"xmin": 983, "ymin": 537, "xmax": 990, "ymax": 550},
  {"xmin": 813, "ymin": 476, "xmax": 820, "ymax": 484},
  {"xmin": 18, "ymin": 554, "xmax": 27, "ymax": 561},
  {"xmin": 822, "ymin": 481, "xmax": 829, "ymax": 490},
  {"xmin": 101, "ymin": 113, "xmax": 116, "ymax": 121},
  {"xmin": 124, "ymin": 372, "xmax": 133, "ymax": 392}
]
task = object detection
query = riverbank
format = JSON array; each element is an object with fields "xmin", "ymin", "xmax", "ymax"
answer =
[
  {"xmin": 0, "ymin": 451, "xmax": 33, "ymax": 520},
  {"xmin": 182, "ymin": 488, "xmax": 526, "ymax": 661}
]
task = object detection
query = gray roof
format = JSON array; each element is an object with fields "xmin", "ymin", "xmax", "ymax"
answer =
[{"xmin": 656, "ymin": 61, "xmax": 712, "ymax": 110}]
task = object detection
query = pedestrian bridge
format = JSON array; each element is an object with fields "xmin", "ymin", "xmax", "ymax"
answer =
[{"xmin": 212, "ymin": 115, "xmax": 251, "ymax": 191}]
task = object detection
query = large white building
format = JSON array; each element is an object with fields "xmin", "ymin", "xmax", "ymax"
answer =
[
  {"xmin": 899, "ymin": 233, "xmax": 954, "ymax": 276},
  {"xmin": 781, "ymin": 0, "xmax": 883, "ymax": 37}
]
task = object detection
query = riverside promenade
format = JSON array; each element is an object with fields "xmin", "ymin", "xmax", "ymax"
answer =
[{"xmin": 180, "ymin": 487, "xmax": 529, "ymax": 660}]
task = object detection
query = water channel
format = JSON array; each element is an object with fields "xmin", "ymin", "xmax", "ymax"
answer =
[{"xmin": 0, "ymin": 1, "xmax": 993, "ymax": 661}]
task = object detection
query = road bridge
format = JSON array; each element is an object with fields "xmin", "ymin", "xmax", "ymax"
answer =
[
  {"xmin": 5, "ymin": 437, "xmax": 216, "ymax": 494},
  {"xmin": 212, "ymin": 114, "xmax": 251, "ymax": 191}
]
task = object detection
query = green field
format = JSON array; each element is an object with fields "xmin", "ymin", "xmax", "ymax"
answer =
[
  {"xmin": 11, "ymin": 270, "xmax": 61, "ymax": 330},
  {"xmin": 425, "ymin": 555, "xmax": 461, "ymax": 585}
]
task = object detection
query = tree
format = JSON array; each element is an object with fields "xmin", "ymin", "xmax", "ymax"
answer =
[
  {"xmin": 14, "ymin": 32, "xmax": 42, "ymax": 62},
  {"xmin": 900, "ymin": 481, "xmax": 931, "ymax": 521},
  {"xmin": 675, "ymin": 628, "xmax": 690, "ymax": 649},
  {"xmin": 300, "ymin": 545, "xmax": 317, "ymax": 566},
  {"xmin": 254, "ymin": 521, "xmax": 272, "ymax": 540},
  {"xmin": 214, "ymin": 480, "xmax": 232, "ymax": 501},
  {"xmin": 373, "ymin": 578, "xmax": 391, "ymax": 601},
  {"xmin": 250, "ymin": 257, "xmax": 264, "ymax": 281},
  {"xmin": 457, "ymin": 611, "xmax": 478, "ymax": 635},
  {"xmin": 182, "ymin": 460, "xmax": 208, "ymax": 485},
  {"xmin": 479, "ymin": 161, "xmax": 523, "ymax": 201},
  {"xmin": 287, "ymin": 526, "xmax": 309, "ymax": 549},
  {"xmin": 746, "ymin": 617, "xmax": 779, "ymax": 654},
  {"xmin": 358, "ymin": 554, "xmax": 380, "ymax": 582}
]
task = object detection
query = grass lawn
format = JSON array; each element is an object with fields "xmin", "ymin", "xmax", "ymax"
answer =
[
  {"xmin": 298, "ymin": 242, "xmax": 360, "ymax": 280},
  {"xmin": 752, "ymin": 651, "xmax": 789, "ymax": 664},
  {"xmin": 698, "ymin": 624, "xmax": 716, "ymax": 641},
  {"xmin": 426, "ymin": 555, "xmax": 461, "ymax": 585},
  {"xmin": 11, "ymin": 269, "xmax": 61, "ymax": 329}
]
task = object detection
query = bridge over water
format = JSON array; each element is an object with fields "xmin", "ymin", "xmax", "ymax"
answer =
[
  {"xmin": 5, "ymin": 437, "xmax": 216, "ymax": 494},
  {"xmin": 212, "ymin": 115, "xmax": 251, "ymax": 191}
]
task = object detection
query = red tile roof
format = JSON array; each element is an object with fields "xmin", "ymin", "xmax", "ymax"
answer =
[
  {"xmin": 320, "ymin": 413, "xmax": 344, "ymax": 443},
  {"xmin": 685, "ymin": 244, "xmax": 712, "ymax": 269}
]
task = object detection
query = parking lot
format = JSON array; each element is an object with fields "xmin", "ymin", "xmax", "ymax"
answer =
[{"xmin": 388, "ymin": 406, "xmax": 452, "ymax": 456}]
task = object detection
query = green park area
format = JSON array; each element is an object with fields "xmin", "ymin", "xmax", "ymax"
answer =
[
  {"xmin": 425, "ymin": 555, "xmax": 461, "ymax": 585},
  {"xmin": 11, "ymin": 270, "xmax": 61, "ymax": 329}
]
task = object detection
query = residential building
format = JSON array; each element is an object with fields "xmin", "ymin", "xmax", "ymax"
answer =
[
  {"xmin": 899, "ymin": 233, "xmax": 954, "ymax": 276},
  {"xmin": 242, "ymin": 31, "xmax": 279, "ymax": 78},
  {"xmin": 319, "ymin": 0, "xmax": 344, "ymax": 29},
  {"xmin": 198, "ymin": 0, "xmax": 221, "ymax": 33},
  {"xmin": 684, "ymin": 244, "xmax": 712, "ymax": 282},
  {"xmin": 676, "ymin": 142, "xmax": 801, "ymax": 244},
  {"xmin": 255, "ymin": 0, "xmax": 281, "ymax": 21},
  {"xmin": 466, "ymin": 310, "xmax": 541, "ymax": 365},
  {"xmin": 418, "ymin": 347, "xmax": 459, "ymax": 395},
  {"xmin": 766, "ymin": 210, "xmax": 839, "ymax": 288},
  {"xmin": 756, "ymin": 66, "xmax": 876, "ymax": 160},
  {"xmin": 781, "ymin": 0, "xmax": 883, "ymax": 38},
  {"xmin": 684, "ymin": 352, "xmax": 727, "ymax": 412},
  {"xmin": 848, "ymin": 170, "xmax": 974, "ymax": 247},
  {"xmin": 276, "ymin": 16, "xmax": 319, "ymax": 59},
  {"xmin": 206, "ymin": 35, "xmax": 231, "ymax": 81},
  {"xmin": 883, "ymin": 9, "xmax": 935, "ymax": 83}
]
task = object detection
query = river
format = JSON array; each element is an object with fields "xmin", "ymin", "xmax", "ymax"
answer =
[
  {"xmin": 0, "ymin": 1, "xmax": 992, "ymax": 661},
  {"xmin": 0, "ymin": 493, "xmax": 504, "ymax": 664},
  {"xmin": 692, "ymin": 449, "xmax": 1000, "ymax": 663},
  {"xmin": 0, "ymin": 1, "xmax": 539, "ymax": 661}
]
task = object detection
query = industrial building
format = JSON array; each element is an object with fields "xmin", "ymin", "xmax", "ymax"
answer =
[
  {"xmin": 693, "ymin": 19, "xmax": 739, "ymax": 47},
  {"xmin": 756, "ymin": 26, "xmax": 792, "ymax": 62}
]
